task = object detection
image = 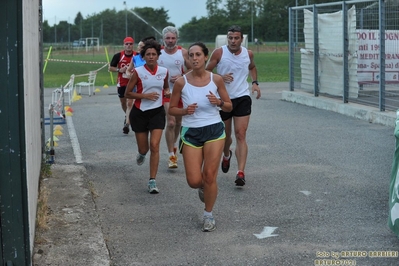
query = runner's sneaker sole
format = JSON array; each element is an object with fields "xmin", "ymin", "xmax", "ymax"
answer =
[
  {"xmin": 148, "ymin": 180, "xmax": 159, "ymax": 194},
  {"xmin": 198, "ymin": 188, "xmax": 204, "ymax": 203},
  {"xmin": 235, "ymin": 177, "xmax": 246, "ymax": 186},
  {"xmin": 221, "ymin": 150, "xmax": 232, "ymax": 173},
  {"xmin": 136, "ymin": 154, "xmax": 146, "ymax": 166},
  {"xmin": 123, "ymin": 125, "xmax": 129, "ymax": 134},
  {"xmin": 202, "ymin": 216, "xmax": 216, "ymax": 232},
  {"xmin": 168, "ymin": 156, "xmax": 178, "ymax": 168},
  {"xmin": 148, "ymin": 188, "xmax": 159, "ymax": 194}
]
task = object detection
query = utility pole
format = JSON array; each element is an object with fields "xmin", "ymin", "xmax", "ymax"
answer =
[
  {"xmin": 124, "ymin": 1, "xmax": 127, "ymax": 37},
  {"xmin": 80, "ymin": 18, "xmax": 82, "ymax": 40},
  {"xmin": 251, "ymin": 1, "xmax": 254, "ymax": 43},
  {"xmin": 68, "ymin": 17, "xmax": 70, "ymax": 47},
  {"xmin": 54, "ymin": 16, "xmax": 57, "ymax": 43}
]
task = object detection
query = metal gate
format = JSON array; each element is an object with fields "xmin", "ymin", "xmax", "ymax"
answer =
[{"xmin": 289, "ymin": 0, "xmax": 399, "ymax": 111}]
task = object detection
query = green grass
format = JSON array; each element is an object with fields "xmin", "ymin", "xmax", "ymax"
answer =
[
  {"xmin": 253, "ymin": 52, "xmax": 289, "ymax": 82},
  {"xmin": 43, "ymin": 49, "xmax": 116, "ymax": 88},
  {"xmin": 43, "ymin": 47, "xmax": 289, "ymax": 88}
]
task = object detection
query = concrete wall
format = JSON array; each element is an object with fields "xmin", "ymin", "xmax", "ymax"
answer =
[{"xmin": 23, "ymin": 0, "xmax": 42, "ymax": 251}]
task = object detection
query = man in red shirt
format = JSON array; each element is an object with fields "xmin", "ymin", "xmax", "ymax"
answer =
[{"xmin": 109, "ymin": 37, "xmax": 136, "ymax": 134}]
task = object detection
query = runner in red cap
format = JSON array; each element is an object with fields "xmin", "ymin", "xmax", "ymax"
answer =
[{"xmin": 109, "ymin": 37, "xmax": 136, "ymax": 134}]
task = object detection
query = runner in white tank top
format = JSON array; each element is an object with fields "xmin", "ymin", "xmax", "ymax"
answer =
[
  {"xmin": 158, "ymin": 48, "xmax": 185, "ymax": 92},
  {"xmin": 206, "ymin": 25, "xmax": 261, "ymax": 187},
  {"xmin": 169, "ymin": 42, "xmax": 232, "ymax": 232},
  {"xmin": 158, "ymin": 26, "xmax": 191, "ymax": 169}
]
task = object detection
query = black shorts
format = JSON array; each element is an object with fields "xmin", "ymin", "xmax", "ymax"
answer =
[
  {"xmin": 130, "ymin": 105, "xmax": 166, "ymax": 133},
  {"xmin": 117, "ymin": 86, "xmax": 127, "ymax": 98},
  {"xmin": 180, "ymin": 122, "xmax": 225, "ymax": 150},
  {"xmin": 220, "ymin": 95, "xmax": 252, "ymax": 121}
]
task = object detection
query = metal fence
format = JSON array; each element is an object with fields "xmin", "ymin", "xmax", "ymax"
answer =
[{"xmin": 289, "ymin": 0, "xmax": 399, "ymax": 111}]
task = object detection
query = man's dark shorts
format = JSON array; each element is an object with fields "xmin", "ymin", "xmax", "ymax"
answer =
[
  {"xmin": 117, "ymin": 86, "xmax": 127, "ymax": 98},
  {"xmin": 219, "ymin": 95, "xmax": 252, "ymax": 121}
]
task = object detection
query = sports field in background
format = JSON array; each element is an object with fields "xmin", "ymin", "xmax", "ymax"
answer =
[{"xmin": 43, "ymin": 42, "xmax": 289, "ymax": 88}]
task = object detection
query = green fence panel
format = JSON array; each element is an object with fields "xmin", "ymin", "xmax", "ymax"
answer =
[{"xmin": 388, "ymin": 111, "xmax": 399, "ymax": 237}]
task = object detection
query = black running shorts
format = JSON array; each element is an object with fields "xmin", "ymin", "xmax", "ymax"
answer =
[
  {"xmin": 117, "ymin": 86, "xmax": 127, "ymax": 98},
  {"xmin": 219, "ymin": 95, "xmax": 252, "ymax": 121},
  {"xmin": 130, "ymin": 105, "xmax": 166, "ymax": 133}
]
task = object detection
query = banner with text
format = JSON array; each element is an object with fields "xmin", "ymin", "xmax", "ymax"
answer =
[{"xmin": 357, "ymin": 30, "xmax": 399, "ymax": 84}]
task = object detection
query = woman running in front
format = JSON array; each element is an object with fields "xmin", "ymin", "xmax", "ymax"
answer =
[{"xmin": 169, "ymin": 42, "xmax": 232, "ymax": 232}]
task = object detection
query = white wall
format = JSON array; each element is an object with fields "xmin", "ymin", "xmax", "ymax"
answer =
[{"xmin": 23, "ymin": 0, "xmax": 42, "ymax": 252}]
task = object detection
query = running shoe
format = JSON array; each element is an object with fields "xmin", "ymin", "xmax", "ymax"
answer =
[
  {"xmin": 235, "ymin": 171, "xmax": 246, "ymax": 186},
  {"xmin": 148, "ymin": 179, "xmax": 159, "ymax": 194},
  {"xmin": 136, "ymin": 153, "xmax": 146, "ymax": 166},
  {"xmin": 198, "ymin": 188, "xmax": 204, "ymax": 203},
  {"xmin": 202, "ymin": 216, "xmax": 216, "ymax": 232},
  {"xmin": 168, "ymin": 155, "xmax": 178, "ymax": 168},
  {"xmin": 221, "ymin": 150, "xmax": 232, "ymax": 173},
  {"xmin": 123, "ymin": 124, "xmax": 129, "ymax": 134}
]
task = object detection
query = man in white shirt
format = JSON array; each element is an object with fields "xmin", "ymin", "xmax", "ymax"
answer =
[
  {"xmin": 206, "ymin": 25, "xmax": 261, "ymax": 186},
  {"xmin": 158, "ymin": 26, "xmax": 191, "ymax": 169}
]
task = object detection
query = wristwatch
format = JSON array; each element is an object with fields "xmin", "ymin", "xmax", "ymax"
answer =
[
  {"xmin": 252, "ymin": 80, "xmax": 259, "ymax": 85},
  {"xmin": 116, "ymin": 68, "xmax": 120, "ymax": 72}
]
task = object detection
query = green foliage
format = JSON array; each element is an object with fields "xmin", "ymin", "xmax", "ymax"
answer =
[{"xmin": 41, "ymin": 157, "xmax": 52, "ymax": 178}]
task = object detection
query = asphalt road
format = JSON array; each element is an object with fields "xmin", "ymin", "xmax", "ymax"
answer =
[{"xmin": 41, "ymin": 83, "xmax": 398, "ymax": 266}]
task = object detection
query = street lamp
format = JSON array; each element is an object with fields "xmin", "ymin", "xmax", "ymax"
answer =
[{"xmin": 124, "ymin": 1, "xmax": 127, "ymax": 37}]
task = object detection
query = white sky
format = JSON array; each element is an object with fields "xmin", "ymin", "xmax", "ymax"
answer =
[{"xmin": 42, "ymin": 0, "xmax": 208, "ymax": 28}]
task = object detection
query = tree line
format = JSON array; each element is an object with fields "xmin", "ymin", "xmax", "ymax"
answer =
[{"xmin": 42, "ymin": 0, "xmax": 398, "ymax": 45}]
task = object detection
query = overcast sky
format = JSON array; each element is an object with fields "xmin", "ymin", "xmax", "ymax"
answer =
[{"xmin": 42, "ymin": 0, "xmax": 208, "ymax": 28}]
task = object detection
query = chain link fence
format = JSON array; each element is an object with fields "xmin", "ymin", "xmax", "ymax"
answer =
[{"xmin": 289, "ymin": 0, "xmax": 399, "ymax": 111}]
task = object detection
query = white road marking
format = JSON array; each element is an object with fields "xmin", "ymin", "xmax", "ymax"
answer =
[
  {"xmin": 253, "ymin": 226, "xmax": 278, "ymax": 239},
  {"xmin": 300, "ymin": 190, "xmax": 311, "ymax": 196},
  {"xmin": 66, "ymin": 116, "xmax": 83, "ymax": 164}
]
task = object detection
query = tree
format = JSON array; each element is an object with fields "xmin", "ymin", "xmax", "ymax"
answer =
[
  {"xmin": 43, "ymin": 0, "xmax": 394, "ymax": 45},
  {"xmin": 206, "ymin": 0, "xmax": 224, "ymax": 17},
  {"xmin": 74, "ymin": 12, "xmax": 84, "ymax": 26},
  {"xmin": 42, "ymin": 20, "xmax": 52, "ymax": 43}
]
